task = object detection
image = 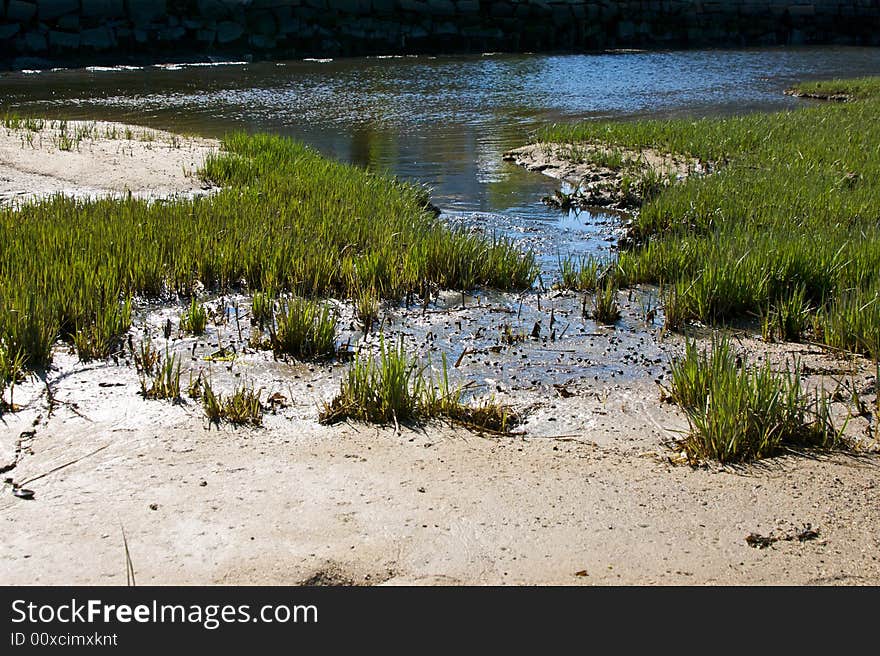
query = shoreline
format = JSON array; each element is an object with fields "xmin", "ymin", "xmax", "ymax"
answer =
[{"xmin": 1, "ymin": 119, "xmax": 878, "ymax": 586}]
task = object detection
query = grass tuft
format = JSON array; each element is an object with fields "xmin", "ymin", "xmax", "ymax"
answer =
[
  {"xmin": 320, "ymin": 338, "xmax": 520, "ymax": 434},
  {"xmin": 179, "ymin": 298, "xmax": 208, "ymax": 336},
  {"xmin": 201, "ymin": 379, "xmax": 263, "ymax": 427},
  {"xmin": 270, "ymin": 298, "xmax": 337, "ymax": 359},
  {"xmin": 592, "ymin": 279, "xmax": 621, "ymax": 324},
  {"xmin": 141, "ymin": 350, "xmax": 182, "ymax": 401},
  {"xmin": 667, "ymin": 336, "xmax": 844, "ymax": 463}
]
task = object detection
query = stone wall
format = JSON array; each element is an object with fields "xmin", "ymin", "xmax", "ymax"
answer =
[{"xmin": 1, "ymin": 1, "xmax": 879, "ymax": 68}]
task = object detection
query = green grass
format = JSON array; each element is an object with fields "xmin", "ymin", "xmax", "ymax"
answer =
[
  {"xmin": 140, "ymin": 349, "xmax": 182, "ymax": 401},
  {"xmin": 0, "ymin": 342, "xmax": 25, "ymax": 412},
  {"xmin": 592, "ymin": 279, "xmax": 621, "ymax": 324},
  {"xmin": 269, "ymin": 297, "xmax": 338, "ymax": 359},
  {"xmin": 201, "ymin": 378, "xmax": 264, "ymax": 427},
  {"xmin": 355, "ymin": 286, "xmax": 380, "ymax": 335},
  {"xmin": 558, "ymin": 254, "xmax": 610, "ymax": 291},
  {"xmin": 0, "ymin": 133, "xmax": 535, "ymax": 373},
  {"xmin": 179, "ymin": 298, "xmax": 208, "ymax": 336},
  {"xmin": 667, "ymin": 336, "xmax": 844, "ymax": 463},
  {"xmin": 320, "ymin": 336, "xmax": 519, "ymax": 434},
  {"xmin": 538, "ymin": 77, "xmax": 880, "ymax": 358},
  {"xmin": 250, "ymin": 291, "xmax": 275, "ymax": 328},
  {"xmin": 788, "ymin": 77, "xmax": 880, "ymax": 100}
]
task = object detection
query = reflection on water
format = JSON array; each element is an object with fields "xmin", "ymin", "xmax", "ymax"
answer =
[{"xmin": 2, "ymin": 47, "xmax": 880, "ymax": 264}]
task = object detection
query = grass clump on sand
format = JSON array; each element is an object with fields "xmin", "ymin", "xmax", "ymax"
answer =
[
  {"xmin": 201, "ymin": 379, "xmax": 264, "ymax": 427},
  {"xmin": 538, "ymin": 78, "xmax": 880, "ymax": 358},
  {"xmin": 320, "ymin": 336, "xmax": 518, "ymax": 434},
  {"xmin": 179, "ymin": 298, "xmax": 208, "ymax": 336},
  {"xmin": 0, "ymin": 133, "xmax": 535, "ymax": 374},
  {"xmin": 667, "ymin": 336, "xmax": 844, "ymax": 463},
  {"xmin": 268, "ymin": 297, "xmax": 337, "ymax": 359},
  {"xmin": 139, "ymin": 348, "xmax": 182, "ymax": 401}
]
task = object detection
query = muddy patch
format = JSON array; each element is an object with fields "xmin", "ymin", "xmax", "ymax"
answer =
[{"xmin": 503, "ymin": 142, "xmax": 707, "ymax": 210}]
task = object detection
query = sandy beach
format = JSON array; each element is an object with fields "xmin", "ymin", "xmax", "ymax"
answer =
[{"xmin": 0, "ymin": 119, "xmax": 218, "ymax": 206}]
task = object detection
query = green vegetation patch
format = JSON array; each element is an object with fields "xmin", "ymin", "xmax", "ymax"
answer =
[
  {"xmin": 320, "ymin": 336, "xmax": 519, "ymax": 435},
  {"xmin": 786, "ymin": 77, "xmax": 880, "ymax": 100},
  {"xmin": 0, "ymin": 133, "xmax": 535, "ymax": 372},
  {"xmin": 540, "ymin": 77, "xmax": 880, "ymax": 359},
  {"xmin": 667, "ymin": 337, "xmax": 844, "ymax": 463}
]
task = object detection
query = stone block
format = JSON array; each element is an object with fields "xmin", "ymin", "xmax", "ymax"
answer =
[
  {"xmin": 23, "ymin": 30, "xmax": 47, "ymax": 51},
  {"xmin": 128, "ymin": 0, "xmax": 167, "ymax": 26},
  {"xmin": 6, "ymin": 1, "xmax": 38, "ymax": 23},
  {"xmin": 37, "ymin": 0, "xmax": 79, "ymax": 21},
  {"xmin": 82, "ymin": 0, "xmax": 127, "ymax": 18},
  {"xmin": 216, "ymin": 20, "xmax": 245, "ymax": 42},
  {"xmin": 0, "ymin": 23, "xmax": 22, "ymax": 40},
  {"xmin": 81, "ymin": 25, "xmax": 116, "ymax": 49},
  {"xmin": 48, "ymin": 29, "xmax": 79, "ymax": 48}
]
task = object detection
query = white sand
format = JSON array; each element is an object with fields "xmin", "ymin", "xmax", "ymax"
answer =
[{"xmin": 0, "ymin": 119, "xmax": 218, "ymax": 206}]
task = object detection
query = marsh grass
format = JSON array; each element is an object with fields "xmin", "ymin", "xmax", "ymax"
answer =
[
  {"xmin": 133, "ymin": 337, "xmax": 160, "ymax": 376},
  {"xmin": 539, "ymin": 79, "xmax": 880, "ymax": 356},
  {"xmin": 0, "ymin": 343, "xmax": 25, "ymax": 412},
  {"xmin": 558, "ymin": 254, "xmax": 611, "ymax": 291},
  {"xmin": 320, "ymin": 338, "xmax": 519, "ymax": 434},
  {"xmin": 762, "ymin": 285, "xmax": 812, "ymax": 343},
  {"xmin": 270, "ymin": 297, "xmax": 337, "ymax": 359},
  {"xmin": 250, "ymin": 291, "xmax": 275, "ymax": 328},
  {"xmin": 788, "ymin": 77, "xmax": 880, "ymax": 100},
  {"xmin": 1, "ymin": 133, "xmax": 534, "ymax": 374},
  {"xmin": 141, "ymin": 349, "xmax": 182, "ymax": 401},
  {"xmin": 179, "ymin": 298, "xmax": 208, "ymax": 336},
  {"xmin": 72, "ymin": 298, "xmax": 132, "ymax": 363},
  {"xmin": 355, "ymin": 286, "xmax": 380, "ymax": 335},
  {"xmin": 201, "ymin": 378, "xmax": 263, "ymax": 427},
  {"xmin": 592, "ymin": 279, "xmax": 621, "ymax": 324},
  {"xmin": 667, "ymin": 336, "xmax": 844, "ymax": 463}
]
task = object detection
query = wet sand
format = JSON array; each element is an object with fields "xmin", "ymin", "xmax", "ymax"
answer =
[{"xmin": 0, "ymin": 124, "xmax": 878, "ymax": 586}]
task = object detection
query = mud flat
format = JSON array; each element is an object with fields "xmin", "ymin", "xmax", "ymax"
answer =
[{"xmin": 1, "ymin": 121, "xmax": 878, "ymax": 586}]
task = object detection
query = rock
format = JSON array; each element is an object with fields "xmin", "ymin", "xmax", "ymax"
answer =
[
  {"xmin": 48, "ymin": 29, "xmax": 79, "ymax": 49},
  {"xmin": 6, "ymin": 1, "xmax": 37, "ymax": 23},
  {"xmin": 56, "ymin": 13, "xmax": 79, "ymax": 29},
  {"xmin": 158, "ymin": 26, "xmax": 186, "ymax": 41},
  {"xmin": 0, "ymin": 24, "xmax": 21, "ymax": 40},
  {"xmin": 216, "ymin": 20, "xmax": 244, "ymax": 44},
  {"xmin": 248, "ymin": 10, "xmax": 276, "ymax": 36},
  {"xmin": 37, "ymin": 0, "xmax": 79, "ymax": 21},
  {"xmin": 22, "ymin": 30, "xmax": 47, "ymax": 52},
  {"xmin": 128, "ymin": 0, "xmax": 167, "ymax": 26},
  {"xmin": 249, "ymin": 33, "xmax": 276, "ymax": 49},
  {"xmin": 81, "ymin": 0, "xmax": 126, "ymax": 19},
  {"xmin": 80, "ymin": 25, "xmax": 116, "ymax": 50}
]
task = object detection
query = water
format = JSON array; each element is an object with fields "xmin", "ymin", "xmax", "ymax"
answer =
[{"xmin": 3, "ymin": 48, "xmax": 880, "ymax": 390}]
